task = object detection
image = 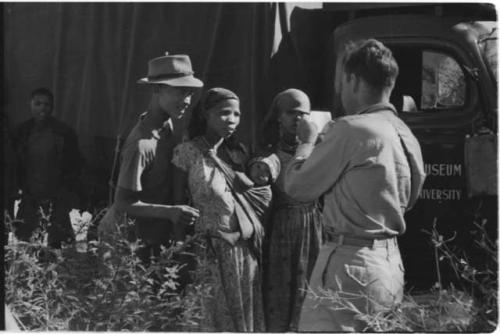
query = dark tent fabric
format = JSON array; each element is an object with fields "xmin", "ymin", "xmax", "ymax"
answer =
[
  {"xmin": 4, "ymin": 3, "xmax": 279, "ymax": 203},
  {"xmin": 3, "ymin": 3, "xmax": 357, "ymax": 204},
  {"xmin": 4, "ymin": 3, "xmax": 276, "ymax": 137}
]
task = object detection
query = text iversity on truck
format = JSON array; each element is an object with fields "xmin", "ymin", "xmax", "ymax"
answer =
[{"xmin": 324, "ymin": 5, "xmax": 496, "ymax": 290}]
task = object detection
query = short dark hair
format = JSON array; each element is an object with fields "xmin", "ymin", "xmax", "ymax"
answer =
[
  {"xmin": 30, "ymin": 87, "xmax": 54, "ymax": 105},
  {"xmin": 342, "ymin": 39, "xmax": 399, "ymax": 89}
]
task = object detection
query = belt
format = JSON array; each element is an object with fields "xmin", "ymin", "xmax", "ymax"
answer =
[
  {"xmin": 274, "ymin": 201, "xmax": 318, "ymax": 210},
  {"xmin": 325, "ymin": 232, "xmax": 396, "ymax": 248}
]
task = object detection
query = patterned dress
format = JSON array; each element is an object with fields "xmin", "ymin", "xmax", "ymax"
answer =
[
  {"xmin": 263, "ymin": 143, "xmax": 323, "ymax": 332},
  {"xmin": 172, "ymin": 137, "xmax": 265, "ymax": 332}
]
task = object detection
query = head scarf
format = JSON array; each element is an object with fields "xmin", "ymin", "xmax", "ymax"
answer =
[
  {"xmin": 188, "ymin": 87, "xmax": 240, "ymax": 139},
  {"xmin": 202, "ymin": 87, "xmax": 239, "ymax": 112},
  {"xmin": 260, "ymin": 88, "xmax": 311, "ymax": 149}
]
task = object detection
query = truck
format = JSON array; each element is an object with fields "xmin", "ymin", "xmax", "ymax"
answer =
[{"xmin": 314, "ymin": 4, "xmax": 497, "ymax": 290}]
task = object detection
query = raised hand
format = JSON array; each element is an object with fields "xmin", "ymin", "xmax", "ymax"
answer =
[{"xmin": 296, "ymin": 118, "xmax": 318, "ymax": 144}]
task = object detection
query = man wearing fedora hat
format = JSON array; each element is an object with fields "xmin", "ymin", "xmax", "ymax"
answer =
[{"xmin": 99, "ymin": 52, "xmax": 203, "ymax": 263}]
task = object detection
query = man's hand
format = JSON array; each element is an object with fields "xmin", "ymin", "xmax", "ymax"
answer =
[
  {"xmin": 168, "ymin": 205, "xmax": 200, "ymax": 225},
  {"xmin": 297, "ymin": 119, "xmax": 318, "ymax": 144}
]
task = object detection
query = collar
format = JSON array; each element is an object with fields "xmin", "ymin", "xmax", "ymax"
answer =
[
  {"xmin": 357, "ymin": 102, "xmax": 397, "ymax": 116},
  {"xmin": 139, "ymin": 111, "xmax": 172, "ymax": 139}
]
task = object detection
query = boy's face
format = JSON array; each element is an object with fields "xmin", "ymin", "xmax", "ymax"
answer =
[
  {"xmin": 249, "ymin": 161, "xmax": 271, "ymax": 186},
  {"xmin": 30, "ymin": 94, "xmax": 53, "ymax": 122},
  {"xmin": 157, "ymin": 85, "xmax": 195, "ymax": 119}
]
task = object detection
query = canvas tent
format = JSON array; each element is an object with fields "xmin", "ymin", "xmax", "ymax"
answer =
[
  {"xmin": 3, "ymin": 2, "xmax": 494, "ymax": 204},
  {"xmin": 4, "ymin": 3, "xmax": 278, "ymax": 204}
]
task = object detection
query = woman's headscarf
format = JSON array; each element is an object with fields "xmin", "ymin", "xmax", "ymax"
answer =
[
  {"xmin": 260, "ymin": 88, "xmax": 311, "ymax": 150},
  {"xmin": 202, "ymin": 87, "xmax": 239, "ymax": 111},
  {"xmin": 188, "ymin": 87, "xmax": 240, "ymax": 139},
  {"xmin": 188, "ymin": 87, "xmax": 248, "ymax": 169}
]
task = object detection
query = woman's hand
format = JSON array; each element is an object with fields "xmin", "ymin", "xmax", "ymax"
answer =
[{"xmin": 217, "ymin": 230, "xmax": 241, "ymax": 246}]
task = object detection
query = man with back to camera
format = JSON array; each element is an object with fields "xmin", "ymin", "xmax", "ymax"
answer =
[
  {"xmin": 98, "ymin": 52, "xmax": 202, "ymax": 263},
  {"xmin": 283, "ymin": 39, "xmax": 426, "ymax": 331},
  {"xmin": 13, "ymin": 88, "xmax": 83, "ymax": 248}
]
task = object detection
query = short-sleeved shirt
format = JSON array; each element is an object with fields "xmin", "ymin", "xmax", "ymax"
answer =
[{"xmin": 116, "ymin": 113, "xmax": 179, "ymax": 245}]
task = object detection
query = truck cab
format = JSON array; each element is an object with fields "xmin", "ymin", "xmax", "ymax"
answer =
[{"xmin": 329, "ymin": 15, "xmax": 497, "ymax": 290}]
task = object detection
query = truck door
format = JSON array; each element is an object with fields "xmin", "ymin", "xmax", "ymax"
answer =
[
  {"xmin": 330, "ymin": 31, "xmax": 496, "ymax": 290},
  {"xmin": 383, "ymin": 40, "xmax": 495, "ymax": 290}
]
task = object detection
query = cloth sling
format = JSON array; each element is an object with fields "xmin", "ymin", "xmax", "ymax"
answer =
[{"xmin": 203, "ymin": 145, "xmax": 265, "ymax": 260}]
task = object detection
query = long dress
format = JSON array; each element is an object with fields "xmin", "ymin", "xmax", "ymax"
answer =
[
  {"xmin": 263, "ymin": 142, "xmax": 323, "ymax": 332},
  {"xmin": 172, "ymin": 137, "xmax": 265, "ymax": 332}
]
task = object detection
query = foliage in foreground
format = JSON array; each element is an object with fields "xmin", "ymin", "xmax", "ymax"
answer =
[
  {"xmin": 4, "ymin": 210, "xmax": 208, "ymax": 331},
  {"xmin": 310, "ymin": 217, "xmax": 497, "ymax": 332},
  {"xmin": 5, "ymin": 205, "xmax": 497, "ymax": 332}
]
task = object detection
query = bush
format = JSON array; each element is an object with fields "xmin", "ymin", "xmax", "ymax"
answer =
[
  {"xmin": 4, "ymin": 210, "xmax": 206, "ymax": 331},
  {"xmin": 424, "ymin": 218, "xmax": 498, "ymax": 332},
  {"xmin": 308, "ymin": 217, "xmax": 497, "ymax": 332}
]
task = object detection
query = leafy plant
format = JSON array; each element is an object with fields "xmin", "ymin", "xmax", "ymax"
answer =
[
  {"xmin": 308, "ymin": 215, "xmax": 497, "ymax": 332},
  {"xmin": 4, "ymin": 210, "xmax": 207, "ymax": 331},
  {"xmin": 423, "ymin": 218, "xmax": 497, "ymax": 332}
]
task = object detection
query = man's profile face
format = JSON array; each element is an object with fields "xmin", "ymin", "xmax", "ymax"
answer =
[
  {"xmin": 30, "ymin": 94, "xmax": 53, "ymax": 122},
  {"xmin": 340, "ymin": 70, "xmax": 355, "ymax": 115},
  {"xmin": 157, "ymin": 85, "xmax": 195, "ymax": 119}
]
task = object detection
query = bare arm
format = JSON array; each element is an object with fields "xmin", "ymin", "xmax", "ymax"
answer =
[
  {"xmin": 114, "ymin": 186, "xmax": 198, "ymax": 225},
  {"xmin": 171, "ymin": 165, "xmax": 192, "ymax": 241},
  {"xmin": 114, "ymin": 137, "xmax": 199, "ymax": 226}
]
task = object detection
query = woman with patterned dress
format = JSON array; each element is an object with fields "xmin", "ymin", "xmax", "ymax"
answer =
[
  {"xmin": 261, "ymin": 89, "xmax": 323, "ymax": 332},
  {"xmin": 172, "ymin": 88, "xmax": 265, "ymax": 332}
]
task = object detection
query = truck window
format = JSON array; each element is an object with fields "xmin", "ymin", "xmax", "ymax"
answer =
[
  {"xmin": 390, "ymin": 46, "xmax": 466, "ymax": 113},
  {"xmin": 421, "ymin": 51, "xmax": 465, "ymax": 109}
]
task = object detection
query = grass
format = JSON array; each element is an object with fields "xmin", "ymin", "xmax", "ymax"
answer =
[
  {"xmin": 4, "ymin": 208, "xmax": 207, "ymax": 331},
  {"xmin": 308, "ymin": 216, "xmax": 497, "ymax": 332},
  {"xmin": 4, "ymin": 204, "xmax": 497, "ymax": 331}
]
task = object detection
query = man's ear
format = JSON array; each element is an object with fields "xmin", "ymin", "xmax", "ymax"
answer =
[
  {"xmin": 352, "ymin": 74, "xmax": 361, "ymax": 93},
  {"xmin": 343, "ymin": 72, "xmax": 357, "ymax": 92},
  {"xmin": 201, "ymin": 106, "xmax": 211, "ymax": 120}
]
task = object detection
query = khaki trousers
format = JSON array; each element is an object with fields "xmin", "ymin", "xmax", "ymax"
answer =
[{"xmin": 298, "ymin": 237, "xmax": 404, "ymax": 332}]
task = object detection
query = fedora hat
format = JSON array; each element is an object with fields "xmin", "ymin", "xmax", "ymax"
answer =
[{"xmin": 138, "ymin": 52, "xmax": 203, "ymax": 88}]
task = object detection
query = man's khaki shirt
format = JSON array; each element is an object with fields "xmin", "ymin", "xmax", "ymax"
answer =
[{"xmin": 285, "ymin": 103, "xmax": 426, "ymax": 238}]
